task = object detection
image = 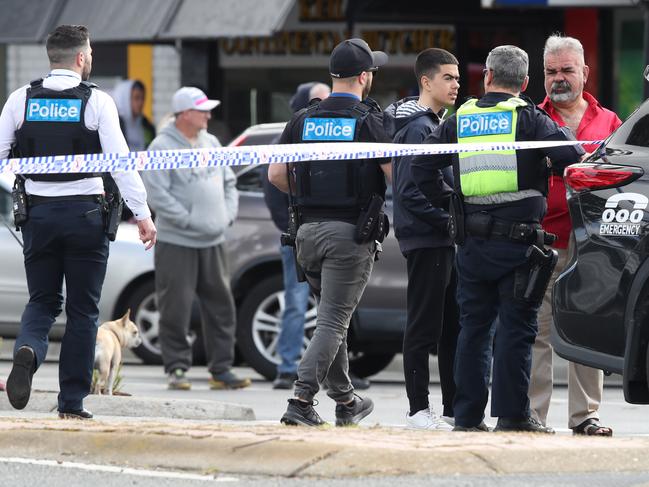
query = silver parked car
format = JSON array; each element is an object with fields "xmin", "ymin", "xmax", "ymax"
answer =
[{"xmin": 0, "ymin": 124, "xmax": 408, "ymax": 379}]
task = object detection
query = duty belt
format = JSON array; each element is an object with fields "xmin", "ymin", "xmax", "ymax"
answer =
[
  {"xmin": 28, "ymin": 194, "xmax": 104, "ymax": 207},
  {"xmin": 299, "ymin": 208, "xmax": 359, "ymax": 225},
  {"xmin": 465, "ymin": 212, "xmax": 556, "ymax": 246},
  {"xmin": 300, "ymin": 215, "xmax": 358, "ymax": 225}
]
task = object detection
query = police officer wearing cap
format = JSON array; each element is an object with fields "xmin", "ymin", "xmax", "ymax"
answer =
[
  {"xmin": 0, "ymin": 25, "xmax": 156, "ymax": 419},
  {"xmin": 411, "ymin": 45, "xmax": 584, "ymax": 433},
  {"xmin": 269, "ymin": 38, "xmax": 392, "ymax": 427}
]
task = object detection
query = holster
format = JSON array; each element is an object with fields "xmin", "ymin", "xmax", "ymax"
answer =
[
  {"xmin": 102, "ymin": 175, "xmax": 123, "ymax": 241},
  {"xmin": 465, "ymin": 211, "xmax": 557, "ymax": 248},
  {"xmin": 11, "ymin": 176, "xmax": 28, "ymax": 230},
  {"xmin": 354, "ymin": 194, "xmax": 387, "ymax": 244},
  {"xmin": 283, "ymin": 205, "xmax": 307, "ymax": 282},
  {"xmin": 514, "ymin": 245, "xmax": 559, "ymax": 307},
  {"xmin": 284, "ymin": 164, "xmax": 307, "ymax": 283},
  {"xmin": 448, "ymin": 192, "xmax": 465, "ymax": 245}
]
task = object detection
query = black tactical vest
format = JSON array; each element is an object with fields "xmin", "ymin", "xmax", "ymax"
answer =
[
  {"xmin": 293, "ymin": 99, "xmax": 386, "ymax": 219},
  {"xmin": 14, "ymin": 78, "xmax": 103, "ymax": 182}
]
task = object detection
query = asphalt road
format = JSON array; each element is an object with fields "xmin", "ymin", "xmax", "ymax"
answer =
[{"xmin": 2, "ymin": 461, "xmax": 649, "ymax": 487}]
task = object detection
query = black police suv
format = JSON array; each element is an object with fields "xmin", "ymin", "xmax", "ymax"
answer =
[{"xmin": 553, "ymin": 89, "xmax": 649, "ymax": 404}]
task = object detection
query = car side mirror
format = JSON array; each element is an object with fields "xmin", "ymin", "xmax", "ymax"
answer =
[{"xmin": 644, "ymin": 65, "xmax": 649, "ymax": 82}]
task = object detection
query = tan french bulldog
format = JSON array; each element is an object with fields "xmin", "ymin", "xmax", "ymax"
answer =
[{"xmin": 93, "ymin": 309, "xmax": 142, "ymax": 395}]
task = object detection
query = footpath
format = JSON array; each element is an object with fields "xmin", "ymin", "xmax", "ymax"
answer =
[{"xmin": 0, "ymin": 391, "xmax": 648, "ymax": 478}]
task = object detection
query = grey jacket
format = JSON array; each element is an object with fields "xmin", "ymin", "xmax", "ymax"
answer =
[{"xmin": 142, "ymin": 123, "xmax": 238, "ymax": 248}]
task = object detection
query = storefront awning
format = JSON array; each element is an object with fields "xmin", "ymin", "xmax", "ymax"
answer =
[
  {"xmin": 53, "ymin": 0, "xmax": 178, "ymax": 42},
  {"xmin": 0, "ymin": 0, "xmax": 295, "ymax": 43},
  {"xmin": 158, "ymin": 0, "xmax": 294, "ymax": 39},
  {"xmin": 0, "ymin": 0, "xmax": 62, "ymax": 43}
]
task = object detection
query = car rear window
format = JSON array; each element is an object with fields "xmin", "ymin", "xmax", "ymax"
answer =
[
  {"xmin": 239, "ymin": 132, "xmax": 280, "ymax": 146},
  {"xmin": 236, "ymin": 166, "xmax": 264, "ymax": 193},
  {"xmin": 609, "ymin": 99, "xmax": 649, "ymax": 148}
]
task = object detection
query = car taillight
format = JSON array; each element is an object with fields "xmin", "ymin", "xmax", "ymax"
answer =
[
  {"xmin": 228, "ymin": 134, "xmax": 248, "ymax": 147},
  {"xmin": 564, "ymin": 163, "xmax": 644, "ymax": 192}
]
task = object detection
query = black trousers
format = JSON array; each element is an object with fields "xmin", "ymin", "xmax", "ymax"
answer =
[
  {"xmin": 17, "ymin": 199, "xmax": 108, "ymax": 412},
  {"xmin": 403, "ymin": 246, "xmax": 459, "ymax": 417},
  {"xmin": 454, "ymin": 237, "xmax": 538, "ymax": 427}
]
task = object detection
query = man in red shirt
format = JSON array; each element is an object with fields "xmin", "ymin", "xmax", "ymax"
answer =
[{"xmin": 529, "ymin": 34, "xmax": 621, "ymax": 436}]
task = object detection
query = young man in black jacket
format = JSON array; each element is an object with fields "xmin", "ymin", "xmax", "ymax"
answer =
[{"xmin": 384, "ymin": 48, "xmax": 460, "ymax": 430}]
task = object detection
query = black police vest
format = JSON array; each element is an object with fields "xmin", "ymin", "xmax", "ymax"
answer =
[
  {"xmin": 14, "ymin": 79, "xmax": 103, "ymax": 182},
  {"xmin": 293, "ymin": 100, "xmax": 386, "ymax": 218}
]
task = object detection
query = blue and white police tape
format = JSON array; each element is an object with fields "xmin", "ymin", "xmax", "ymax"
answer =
[{"xmin": 0, "ymin": 140, "xmax": 601, "ymax": 175}]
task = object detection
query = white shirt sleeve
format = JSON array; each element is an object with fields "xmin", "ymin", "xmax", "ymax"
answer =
[
  {"xmin": 0, "ymin": 87, "xmax": 27, "ymax": 159},
  {"xmin": 93, "ymin": 90, "xmax": 151, "ymax": 220}
]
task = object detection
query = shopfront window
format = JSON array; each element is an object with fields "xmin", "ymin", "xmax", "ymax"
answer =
[{"xmin": 615, "ymin": 11, "xmax": 644, "ymax": 119}]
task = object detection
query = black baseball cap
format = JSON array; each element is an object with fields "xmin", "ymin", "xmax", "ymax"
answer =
[{"xmin": 329, "ymin": 38, "xmax": 388, "ymax": 78}]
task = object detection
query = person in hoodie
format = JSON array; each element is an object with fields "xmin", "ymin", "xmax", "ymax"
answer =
[
  {"xmin": 385, "ymin": 48, "xmax": 460, "ymax": 431},
  {"xmin": 112, "ymin": 80, "xmax": 156, "ymax": 221},
  {"xmin": 142, "ymin": 87, "xmax": 250, "ymax": 391},
  {"xmin": 111, "ymin": 79, "xmax": 155, "ymax": 151}
]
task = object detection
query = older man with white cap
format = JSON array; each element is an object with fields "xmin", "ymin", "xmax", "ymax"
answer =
[{"xmin": 142, "ymin": 87, "xmax": 249, "ymax": 391}]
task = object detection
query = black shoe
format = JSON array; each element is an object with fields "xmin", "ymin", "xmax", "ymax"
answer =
[
  {"xmin": 58, "ymin": 408, "xmax": 94, "ymax": 420},
  {"xmin": 350, "ymin": 374, "xmax": 370, "ymax": 390},
  {"xmin": 280, "ymin": 399, "xmax": 326, "ymax": 427},
  {"xmin": 494, "ymin": 416, "xmax": 555, "ymax": 434},
  {"xmin": 335, "ymin": 394, "xmax": 374, "ymax": 426},
  {"xmin": 6, "ymin": 346, "xmax": 36, "ymax": 410},
  {"xmin": 272, "ymin": 373, "xmax": 297, "ymax": 390},
  {"xmin": 453, "ymin": 421, "xmax": 490, "ymax": 432}
]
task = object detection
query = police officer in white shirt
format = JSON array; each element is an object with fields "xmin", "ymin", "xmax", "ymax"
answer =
[{"xmin": 0, "ymin": 25, "xmax": 157, "ymax": 419}]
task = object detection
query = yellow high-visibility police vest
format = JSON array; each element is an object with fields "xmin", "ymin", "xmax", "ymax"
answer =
[{"xmin": 455, "ymin": 97, "xmax": 527, "ymax": 198}]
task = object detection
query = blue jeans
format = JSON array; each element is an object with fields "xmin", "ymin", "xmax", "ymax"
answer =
[
  {"xmin": 276, "ymin": 245, "xmax": 310, "ymax": 375},
  {"xmin": 453, "ymin": 237, "xmax": 539, "ymax": 428}
]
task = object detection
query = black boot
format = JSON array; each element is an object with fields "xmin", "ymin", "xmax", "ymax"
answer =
[
  {"xmin": 272, "ymin": 373, "xmax": 297, "ymax": 390},
  {"xmin": 6, "ymin": 346, "xmax": 36, "ymax": 410},
  {"xmin": 453, "ymin": 421, "xmax": 490, "ymax": 432},
  {"xmin": 494, "ymin": 416, "xmax": 555, "ymax": 434},
  {"xmin": 350, "ymin": 374, "xmax": 370, "ymax": 390},
  {"xmin": 58, "ymin": 408, "xmax": 94, "ymax": 420}
]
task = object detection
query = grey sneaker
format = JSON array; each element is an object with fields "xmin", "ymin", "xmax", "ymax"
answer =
[
  {"xmin": 335, "ymin": 395, "xmax": 374, "ymax": 426},
  {"xmin": 168, "ymin": 369, "xmax": 191, "ymax": 390},
  {"xmin": 280, "ymin": 399, "xmax": 326, "ymax": 427},
  {"xmin": 209, "ymin": 370, "xmax": 251, "ymax": 390}
]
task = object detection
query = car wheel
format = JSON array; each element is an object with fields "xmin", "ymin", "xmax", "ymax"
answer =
[
  {"xmin": 348, "ymin": 351, "xmax": 396, "ymax": 378},
  {"xmin": 237, "ymin": 275, "xmax": 317, "ymax": 380},
  {"xmin": 120, "ymin": 279, "xmax": 203, "ymax": 365}
]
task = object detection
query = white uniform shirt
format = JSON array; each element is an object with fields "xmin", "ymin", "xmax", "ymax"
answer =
[{"xmin": 0, "ymin": 69, "xmax": 151, "ymax": 220}]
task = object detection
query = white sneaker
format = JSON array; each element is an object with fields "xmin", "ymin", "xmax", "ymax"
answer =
[{"xmin": 406, "ymin": 408, "xmax": 453, "ymax": 431}]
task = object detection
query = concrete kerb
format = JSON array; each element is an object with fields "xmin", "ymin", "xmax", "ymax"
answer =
[
  {"xmin": 0, "ymin": 415, "xmax": 649, "ymax": 478},
  {"xmin": 0, "ymin": 390, "xmax": 255, "ymax": 421}
]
